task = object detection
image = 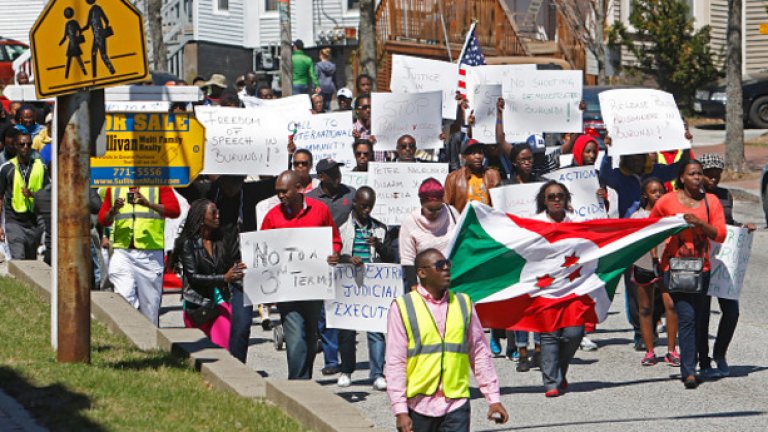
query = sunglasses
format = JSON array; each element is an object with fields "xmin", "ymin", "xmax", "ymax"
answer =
[
  {"xmin": 546, "ymin": 193, "xmax": 566, "ymax": 201},
  {"xmin": 419, "ymin": 259, "xmax": 452, "ymax": 271},
  {"xmin": 398, "ymin": 143, "xmax": 416, "ymax": 150},
  {"xmin": 355, "ymin": 151, "xmax": 371, "ymax": 157},
  {"xmin": 17, "ymin": 141, "xmax": 33, "ymax": 148},
  {"xmin": 357, "ymin": 105, "xmax": 371, "ymax": 110},
  {"xmin": 293, "ymin": 161, "xmax": 310, "ymax": 167}
]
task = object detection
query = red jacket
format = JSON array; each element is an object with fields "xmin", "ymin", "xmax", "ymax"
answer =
[{"xmin": 261, "ymin": 196, "xmax": 342, "ymax": 253}]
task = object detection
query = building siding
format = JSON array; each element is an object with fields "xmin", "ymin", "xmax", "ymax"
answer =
[
  {"xmin": 197, "ymin": 0, "xmax": 245, "ymax": 46},
  {"xmin": 745, "ymin": 1, "xmax": 768, "ymax": 74},
  {"xmin": 0, "ymin": 1, "xmax": 46, "ymax": 44},
  {"xmin": 259, "ymin": 0, "xmax": 360, "ymax": 47}
]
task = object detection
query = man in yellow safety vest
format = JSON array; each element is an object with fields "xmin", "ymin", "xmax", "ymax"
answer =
[{"xmin": 385, "ymin": 248, "xmax": 509, "ymax": 431}]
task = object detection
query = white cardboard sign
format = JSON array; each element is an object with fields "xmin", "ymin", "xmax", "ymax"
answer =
[
  {"xmin": 390, "ymin": 54, "xmax": 458, "ymax": 120},
  {"xmin": 708, "ymin": 226, "xmax": 753, "ymax": 300},
  {"xmin": 293, "ymin": 111, "xmax": 356, "ymax": 168},
  {"xmin": 503, "ymin": 70, "xmax": 583, "ymax": 135},
  {"xmin": 196, "ymin": 106, "xmax": 290, "ymax": 176},
  {"xmin": 370, "ymin": 91, "xmax": 443, "ymax": 151},
  {"xmin": 325, "ymin": 263, "xmax": 405, "ymax": 333},
  {"xmin": 489, "ymin": 182, "xmax": 545, "ymax": 217},
  {"xmin": 368, "ymin": 162, "xmax": 449, "ymax": 226},
  {"xmin": 543, "ymin": 166, "xmax": 607, "ymax": 220},
  {"xmin": 472, "ymin": 84, "xmax": 502, "ymax": 144},
  {"xmin": 598, "ymin": 89, "xmax": 689, "ymax": 156},
  {"xmin": 240, "ymin": 93, "xmax": 312, "ymax": 112},
  {"xmin": 240, "ymin": 227, "xmax": 334, "ymax": 304}
]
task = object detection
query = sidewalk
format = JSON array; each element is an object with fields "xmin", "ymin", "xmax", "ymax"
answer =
[{"xmin": 0, "ymin": 389, "xmax": 47, "ymax": 432}]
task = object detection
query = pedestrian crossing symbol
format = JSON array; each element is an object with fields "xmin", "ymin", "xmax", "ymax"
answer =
[{"xmin": 30, "ymin": 0, "xmax": 150, "ymax": 98}]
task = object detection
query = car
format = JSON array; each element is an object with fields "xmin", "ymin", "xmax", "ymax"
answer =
[
  {"xmin": 762, "ymin": 164, "xmax": 768, "ymax": 226},
  {"xmin": 0, "ymin": 37, "xmax": 29, "ymax": 86},
  {"xmin": 693, "ymin": 73, "xmax": 768, "ymax": 128}
]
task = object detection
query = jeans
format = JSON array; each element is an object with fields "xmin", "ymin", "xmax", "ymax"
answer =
[
  {"xmin": 667, "ymin": 271, "xmax": 711, "ymax": 379},
  {"xmin": 624, "ymin": 269, "xmax": 664, "ymax": 341},
  {"xmin": 278, "ymin": 300, "xmax": 322, "ymax": 380},
  {"xmin": 339, "ymin": 330, "xmax": 386, "ymax": 380},
  {"xmin": 319, "ymin": 306, "xmax": 340, "ymax": 368},
  {"xmin": 540, "ymin": 325, "xmax": 584, "ymax": 390},
  {"xmin": 228, "ymin": 285, "xmax": 253, "ymax": 363},
  {"xmin": 409, "ymin": 400, "xmax": 470, "ymax": 432},
  {"xmin": 700, "ymin": 296, "xmax": 739, "ymax": 363},
  {"xmin": 292, "ymin": 84, "xmax": 309, "ymax": 95},
  {"xmin": 514, "ymin": 331, "xmax": 541, "ymax": 348}
]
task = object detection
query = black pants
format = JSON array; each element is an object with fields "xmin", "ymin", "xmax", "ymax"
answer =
[
  {"xmin": 409, "ymin": 401, "xmax": 470, "ymax": 432},
  {"xmin": 6, "ymin": 220, "xmax": 41, "ymax": 260}
]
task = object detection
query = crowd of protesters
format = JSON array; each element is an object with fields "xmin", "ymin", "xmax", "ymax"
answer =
[{"xmin": 0, "ymin": 46, "xmax": 757, "ymax": 430}]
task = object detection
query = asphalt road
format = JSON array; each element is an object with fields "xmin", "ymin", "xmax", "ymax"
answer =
[
  {"xmin": 159, "ymin": 198, "xmax": 768, "ymax": 431},
  {"xmin": 690, "ymin": 123, "xmax": 768, "ymax": 148}
]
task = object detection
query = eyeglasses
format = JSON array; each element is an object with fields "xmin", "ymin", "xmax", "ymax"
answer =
[
  {"xmin": 419, "ymin": 259, "xmax": 452, "ymax": 271},
  {"xmin": 17, "ymin": 141, "xmax": 32, "ymax": 148},
  {"xmin": 357, "ymin": 105, "xmax": 371, "ymax": 110},
  {"xmin": 546, "ymin": 193, "xmax": 566, "ymax": 201},
  {"xmin": 398, "ymin": 143, "xmax": 416, "ymax": 150},
  {"xmin": 354, "ymin": 151, "xmax": 371, "ymax": 157},
  {"xmin": 293, "ymin": 161, "xmax": 310, "ymax": 167}
]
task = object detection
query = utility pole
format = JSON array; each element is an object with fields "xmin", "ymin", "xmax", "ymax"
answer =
[
  {"xmin": 147, "ymin": 0, "xmax": 168, "ymax": 71},
  {"xmin": 725, "ymin": 0, "xmax": 745, "ymax": 172},
  {"xmin": 278, "ymin": 0, "xmax": 292, "ymax": 96},
  {"xmin": 359, "ymin": 0, "xmax": 377, "ymax": 86}
]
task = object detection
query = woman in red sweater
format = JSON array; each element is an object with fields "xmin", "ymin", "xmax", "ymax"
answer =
[{"xmin": 650, "ymin": 159, "xmax": 726, "ymax": 389}]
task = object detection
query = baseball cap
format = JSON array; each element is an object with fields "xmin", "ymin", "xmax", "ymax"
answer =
[
  {"xmin": 315, "ymin": 158, "xmax": 345, "ymax": 173},
  {"xmin": 526, "ymin": 134, "xmax": 546, "ymax": 154},
  {"xmin": 460, "ymin": 138, "xmax": 484, "ymax": 154},
  {"xmin": 293, "ymin": 39, "xmax": 304, "ymax": 49},
  {"xmin": 337, "ymin": 88, "xmax": 353, "ymax": 99}
]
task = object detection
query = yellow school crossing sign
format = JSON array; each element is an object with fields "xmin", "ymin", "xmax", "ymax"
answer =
[{"xmin": 30, "ymin": 0, "xmax": 150, "ymax": 98}]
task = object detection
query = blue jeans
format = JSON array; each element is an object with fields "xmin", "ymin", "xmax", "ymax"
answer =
[
  {"xmin": 228, "ymin": 285, "xmax": 253, "ymax": 363},
  {"xmin": 292, "ymin": 84, "xmax": 309, "ymax": 95},
  {"xmin": 701, "ymin": 296, "xmax": 739, "ymax": 363},
  {"xmin": 410, "ymin": 399, "xmax": 470, "ymax": 432},
  {"xmin": 339, "ymin": 330, "xmax": 386, "ymax": 380},
  {"xmin": 318, "ymin": 306, "xmax": 339, "ymax": 368},
  {"xmin": 515, "ymin": 331, "xmax": 541, "ymax": 348},
  {"xmin": 667, "ymin": 271, "xmax": 711, "ymax": 379},
  {"xmin": 278, "ymin": 300, "xmax": 322, "ymax": 380},
  {"xmin": 540, "ymin": 325, "xmax": 584, "ymax": 390}
]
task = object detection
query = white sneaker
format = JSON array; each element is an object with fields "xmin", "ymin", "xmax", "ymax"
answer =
[
  {"xmin": 580, "ymin": 336, "xmax": 598, "ymax": 352},
  {"xmin": 337, "ymin": 373, "xmax": 352, "ymax": 387},
  {"xmin": 372, "ymin": 377, "xmax": 387, "ymax": 391}
]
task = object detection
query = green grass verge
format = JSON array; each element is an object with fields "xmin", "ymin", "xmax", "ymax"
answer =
[{"xmin": 0, "ymin": 276, "xmax": 304, "ymax": 431}]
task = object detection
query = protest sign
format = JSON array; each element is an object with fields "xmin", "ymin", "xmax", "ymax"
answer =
[
  {"xmin": 390, "ymin": 54, "xmax": 458, "ymax": 120},
  {"xmin": 708, "ymin": 226, "xmax": 753, "ymax": 300},
  {"xmin": 106, "ymin": 101, "xmax": 170, "ymax": 112},
  {"xmin": 489, "ymin": 182, "xmax": 545, "ymax": 217},
  {"xmin": 368, "ymin": 162, "xmax": 449, "ymax": 225},
  {"xmin": 292, "ymin": 111, "xmax": 356, "ymax": 168},
  {"xmin": 255, "ymin": 195, "xmax": 279, "ymax": 230},
  {"xmin": 543, "ymin": 166, "xmax": 607, "ymax": 220},
  {"xmin": 341, "ymin": 170, "xmax": 369, "ymax": 189},
  {"xmin": 370, "ymin": 91, "xmax": 443, "ymax": 151},
  {"xmin": 241, "ymin": 93, "xmax": 311, "ymax": 112},
  {"xmin": 598, "ymin": 89, "xmax": 689, "ymax": 156},
  {"xmin": 503, "ymin": 70, "xmax": 583, "ymax": 135},
  {"xmin": 240, "ymin": 227, "xmax": 334, "ymax": 304},
  {"xmin": 472, "ymin": 84, "xmax": 502, "ymax": 143},
  {"xmin": 465, "ymin": 64, "xmax": 537, "ymax": 142},
  {"xmin": 195, "ymin": 106, "xmax": 290, "ymax": 176},
  {"xmin": 325, "ymin": 263, "xmax": 405, "ymax": 333}
]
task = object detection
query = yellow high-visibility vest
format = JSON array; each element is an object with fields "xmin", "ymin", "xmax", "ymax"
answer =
[
  {"xmin": 111, "ymin": 187, "xmax": 164, "ymax": 250},
  {"xmin": 395, "ymin": 290, "xmax": 471, "ymax": 399}
]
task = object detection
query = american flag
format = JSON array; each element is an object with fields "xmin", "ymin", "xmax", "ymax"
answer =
[{"xmin": 458, "ymin": 22, "xmax": 485, "ymax": 97}]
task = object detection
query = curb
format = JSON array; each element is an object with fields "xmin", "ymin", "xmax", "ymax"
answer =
[
  {"xmin": 7, "ymin": 261, "xmax": 379, "ymax": 432},
  {"xmin": 723, "ymin": 184, "xmax": 761, "ymax": 203}
]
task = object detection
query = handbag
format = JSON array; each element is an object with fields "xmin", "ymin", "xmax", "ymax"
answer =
[
  {"xmin": 183, "ymin": 288, "xmax": 221, "ymax": 327},
  {"xmin": 667, "ymin": 196, "xmax": 709, "ymax": 294}
]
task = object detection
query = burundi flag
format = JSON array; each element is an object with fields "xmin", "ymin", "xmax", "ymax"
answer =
[{"xmin": 448, "ymin": 202, "xmax": 689, "ymax": 333}]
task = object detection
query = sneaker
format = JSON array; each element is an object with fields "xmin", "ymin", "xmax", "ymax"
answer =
[
  {"xmin": 641, "ymin": 352, "xmax": 657, "ymax": 366},
  {"xmin": 699, "ymin": 367, "xmax": 723, "ymax": 381},
  {"xmin": 372, "ymin": 377, "xmax": 387, "ymax": 391},
  {"xmin": 580, "ymin": 336, "xmax": 598, "ymax": 352},
  {"xmin": 545, "ymin": 388, "xmax": 560, "ymax": 398},
  {"xmin": 337, "ymin": 373, "xmax": 352, "ymax": 387},
  {"xmin": 664, "ymin": 351, "xmax": 681, "ymax": 367},
  {"xmin": 322, "ymin": 365, "xmax": 341, "ymax": 376},
  {"xmin": 531, "ymin": 351, "xmax": 541, "ymax": 369},
  {"xmin": 715, "ymin": 358, "xmax": 730, "ymax": 377},
  {"xmin": 509, "ymin": 350, "xmax": 520, "ymax": 362},
  {"xmin": 490, "ymin": 337, "xmax": 502, "ymax": 356},
  {"xmin": 516, "ymin": 357, "xmax": 531, "ymax": 372}
]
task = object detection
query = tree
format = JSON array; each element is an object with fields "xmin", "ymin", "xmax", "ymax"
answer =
[
  {"xmin": 725, "ymin": 0, "xmax": 745, "ymax": 172},
  {"xmin": 358, "ymin": 0, "xmax": 376, "ymax": 88},
  {"xmin": 554, "ymin": 0, "xmax": 607, "ymax": 84},
  {"xmin": 611, "ymin": 0, "xmax": 720, "ymax": 110},
  {"xmin": 147, "ymin": 0, "xmax": 168, "ymax": 71}
]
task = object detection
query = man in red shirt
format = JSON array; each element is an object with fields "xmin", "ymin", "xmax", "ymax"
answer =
[{"xmin": 262, "ymin": 170, "xmax": 342, "ymax": 379}]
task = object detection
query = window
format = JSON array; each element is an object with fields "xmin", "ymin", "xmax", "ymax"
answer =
[
  {"xmin": 347, "ymin": 0, "xmax": 360, "ymax": 10},
  {"xmin": 265, "ymin": 0, "xmax": 277, "ymax": 12},
  {"xmin": 213, "ymin": 0, "xmax": 229, "ymax": 14}
]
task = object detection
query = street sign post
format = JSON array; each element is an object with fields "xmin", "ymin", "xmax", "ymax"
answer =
[
  {"xmin": 90, "ymin": 112, "xmax": 205, "ymax": 187},
  {"xmin": 30, "ymin": 0, "xmax": 149, "ymax": 98}
]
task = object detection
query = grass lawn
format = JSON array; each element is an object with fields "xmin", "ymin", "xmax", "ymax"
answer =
[{"xmin": 0, "ymin": 276, "xmax": 304, "ymax": 431}]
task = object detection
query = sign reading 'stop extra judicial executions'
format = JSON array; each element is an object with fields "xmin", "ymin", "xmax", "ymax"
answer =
[{"xmin": 90, "ymin": 112, "xmax": 204, "ymax": 187}]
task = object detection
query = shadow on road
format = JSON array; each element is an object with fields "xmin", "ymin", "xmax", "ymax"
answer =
[{"xmin": 475, "ymin": 410, "xmax": 766, "ymax": 431}]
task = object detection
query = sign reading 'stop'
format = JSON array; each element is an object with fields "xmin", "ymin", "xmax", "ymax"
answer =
[{"xmin": 30, "ymin": 0, "xmax": 150, "ymax": 98}]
